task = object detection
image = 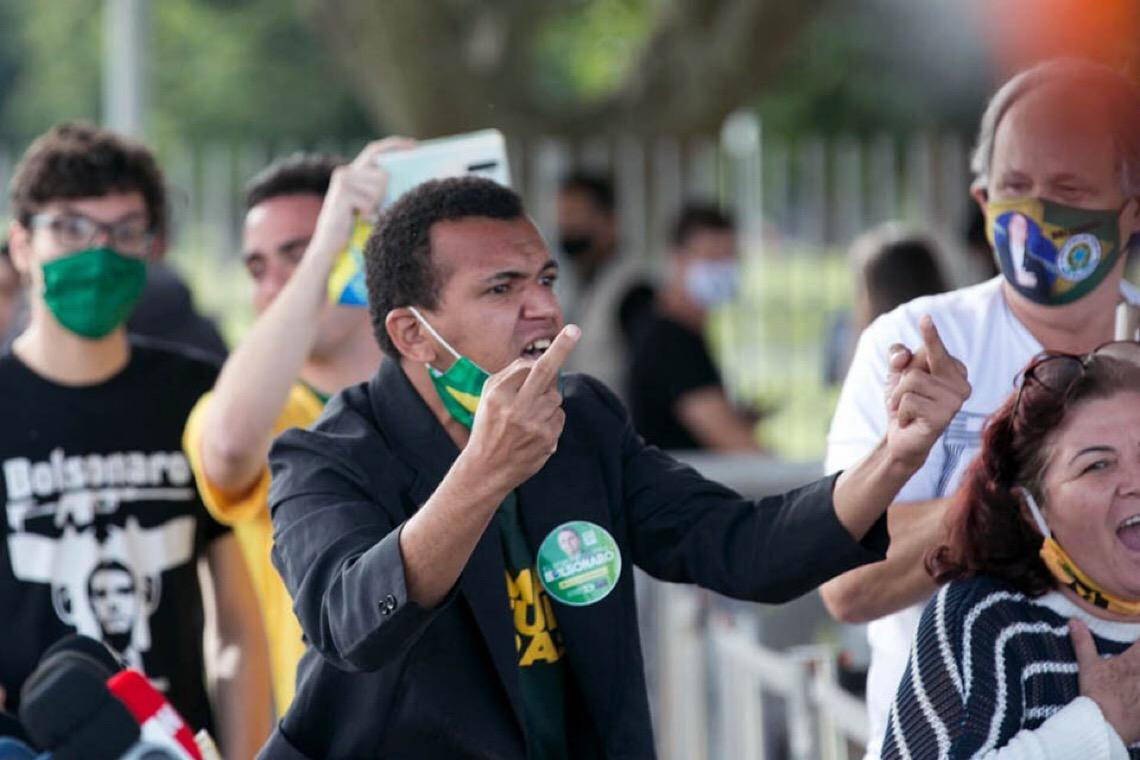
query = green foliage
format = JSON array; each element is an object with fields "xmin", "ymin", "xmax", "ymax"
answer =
[
  {"xmin": 0, "ymin": 1, "xmax": 371, "ymax": 148},
  {"xmin": 752, "ymin": 2, "xmax": 990, "ymax": 138},
  {"xmin": 0, "ymin": 0, "xmax": 101, "ymax": 144},
  {"xmin": 148, "ymin": 0, "xmax": 371, "ymax": 145},
  {"xmin": 532, "ymin": 0, "xmax": 654, "ymax": 107}
]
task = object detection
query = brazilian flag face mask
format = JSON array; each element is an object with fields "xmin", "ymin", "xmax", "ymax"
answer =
[
  {"xmin": 985, "ymin": 197, "xmax": 1131, "ymax": 307},
  {"xmin": 408, "ymin": 306, "xmax": 488, "ymax": 429}
]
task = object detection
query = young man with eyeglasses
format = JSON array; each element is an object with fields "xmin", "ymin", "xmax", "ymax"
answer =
[
  {"xmin": 820, "ymin": 59, "xmax": 1140, "ymax": 757},
  {"xmin": 0, "ymin": 122, "xmax": 271, "ymax": 756}
]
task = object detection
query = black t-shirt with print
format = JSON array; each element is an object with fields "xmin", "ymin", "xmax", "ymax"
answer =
[
  {"xmin": 628, "ymin": 313, "xmax": 722, "ymax": 450},
  {"xmin": 0, "ymin": 338, "xmax": 228, "ymax": 732}
]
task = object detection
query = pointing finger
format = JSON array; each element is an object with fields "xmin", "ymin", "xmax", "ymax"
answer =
[
  {"xmin": 919, "ymin": 315, "xmax": 953, "ymax": 377},
  {"xmin": 519, "ymin": 324, "xmax": 580, "ymax": 400}
]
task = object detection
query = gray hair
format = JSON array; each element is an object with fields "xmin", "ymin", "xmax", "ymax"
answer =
[{"xmin": 970, "ymin": 58, "xmax": 1140, "ymax": 197}]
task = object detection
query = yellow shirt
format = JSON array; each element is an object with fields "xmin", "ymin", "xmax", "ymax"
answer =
[{"xmin": 182, "ymin": 384, "xmax": 324, "ymax": 716}]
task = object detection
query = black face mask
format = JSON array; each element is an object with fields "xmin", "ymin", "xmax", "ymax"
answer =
[{"xmin": 559, "ymin": 235, "xmax": 593, "ymax": 259}]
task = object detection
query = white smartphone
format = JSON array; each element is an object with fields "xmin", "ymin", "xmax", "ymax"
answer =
[
  {"xmin": 374, "ymin": 128, "xmax": 511, "ymax": 207},
  {"xmin": 327, "ymin": 129, "xmax": 514, "ymax": 308}
]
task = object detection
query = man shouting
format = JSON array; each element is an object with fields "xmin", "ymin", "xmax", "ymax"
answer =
[{"xmin": 259, "ymin": 176, "xmax": 970, "ymax": 759}]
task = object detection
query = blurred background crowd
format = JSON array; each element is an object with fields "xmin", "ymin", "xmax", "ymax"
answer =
[{"xmin": 1, "ymin": 1, "xmax": 1140, "ymax": 758}]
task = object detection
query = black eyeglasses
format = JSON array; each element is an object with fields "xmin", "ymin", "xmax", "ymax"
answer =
[
  {"xmin": 1013, "ymin": 340, "xmax": 1140, "ymax": 418},
  {"xmin": 29, "ymin": 211, "xmax": 155, "ymax": 257}
]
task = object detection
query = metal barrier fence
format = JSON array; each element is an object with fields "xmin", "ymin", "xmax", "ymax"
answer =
[
  {"xmin": 640, "ymin": 575, "xmax": 873, "ymax": 760},
  {"xmin": 645, "ymin": 453, "xmax": 873, "ymax": 760}
]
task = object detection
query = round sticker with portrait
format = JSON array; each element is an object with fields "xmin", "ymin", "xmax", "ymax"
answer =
[{"xmin": 536, "ymin": 520, "xmax": 622, "ymax": 607}]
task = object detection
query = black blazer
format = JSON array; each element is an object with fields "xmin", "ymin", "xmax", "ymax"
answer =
[{"xmin": 258, "ymin": 361, "xmax": 889, "ymax": 759}]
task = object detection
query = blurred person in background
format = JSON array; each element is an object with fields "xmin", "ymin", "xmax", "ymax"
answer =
[
  {"xmin": 557, "ymin": 172, "xmax": 652, "ymax": 395},
  {"xmin": 824, "ymin": 224, "xmax": 950, "ymax": 385},
  {"xmin": 126, "ymin": 259, "xmax": 228, "ymax": 361},
  {"xmin": 628, "ymin": 203, "xmax": 761, "ymax": 451},
  {"xmin": 182, "ymin": 137, "xmax": 412, "ymax": 715},
  {"xmin": 1, "ymin": 219, "xmax": 228, "ymax": 361},
  {"xmin": 885, "ymin": 346, "xmax": 1140, "ymax": 758},
  {"xmin": 820, "ymin": 58, "xmax": 1140, "ymax": 759},
  {"xmin": 0, "ymin": 122, "xmax": 269, "ymax": 757}
]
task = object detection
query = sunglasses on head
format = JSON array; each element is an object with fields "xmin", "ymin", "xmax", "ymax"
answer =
[{"xmin": 1013, "ymin": 340, "xmax": 1140, "ymax": 419}]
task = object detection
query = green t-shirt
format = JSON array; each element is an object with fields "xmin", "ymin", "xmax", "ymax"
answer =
[{"xmin": 497, "ymin": 493, "xmax": 569, "ymax": 760}]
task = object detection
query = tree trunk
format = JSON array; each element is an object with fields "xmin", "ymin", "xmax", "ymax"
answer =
[{"xmin": 300, "ymin": 0, "xmax": 828, "ymax": 139}]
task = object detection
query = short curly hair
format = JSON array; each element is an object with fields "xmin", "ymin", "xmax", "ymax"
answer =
[
  {"xmin": 243, "ymin": 152, "xmax": 344, "ymax": 212},
  {"xmin": 10, "ymin": 121, "xmax": 167, "ymax": 239},
  {"xmin": 363, "ymin": 177, "xmax": 525, "ymax": 357}
]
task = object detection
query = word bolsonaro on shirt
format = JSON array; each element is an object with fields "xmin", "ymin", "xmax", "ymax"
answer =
[{"xmin": 4, "ymin": 447, "xmax": 194, "ymax": 531}]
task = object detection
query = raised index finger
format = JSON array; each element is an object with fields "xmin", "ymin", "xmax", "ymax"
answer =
[
  {"xmin": 519, "ymin": 324, "xmax": 580, "ymax": 400},
  {"xmin": 918, "ymin": 315, "xmax": 953, "ymax": 376}
]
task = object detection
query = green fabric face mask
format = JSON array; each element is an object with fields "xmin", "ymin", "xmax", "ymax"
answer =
[
  {"xmin": 41, "ymin": 246, "xmax": 147, "ymax": 339},
  {"xmin": 409, "ymin": 306, "xmax": 489, "ymax": 429}
]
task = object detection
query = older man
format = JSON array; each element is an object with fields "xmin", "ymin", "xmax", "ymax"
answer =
[
  {"xmin": 259, "ymin": 175, "xmax": 968, "ymax": 759},
  {"xmin": 820, "ymin": 58, "xmax": 1140, "ymax": 757}
]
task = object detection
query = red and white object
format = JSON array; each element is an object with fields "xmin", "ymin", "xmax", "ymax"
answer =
[{"xmin": 106, "ymin": 670, "xmax": 202, "ymax": 760}]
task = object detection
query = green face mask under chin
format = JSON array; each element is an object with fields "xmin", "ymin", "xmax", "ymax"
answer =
[
  {"xmin": 409, "ymin": 306, "xmax": 489, "ymax": 429},
  {"xmin": 41, "ymin": 246, "xmax": 147, "ymax": 339}
]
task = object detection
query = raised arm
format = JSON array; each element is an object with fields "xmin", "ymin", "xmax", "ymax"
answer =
[
  {"xmin": 830, "ymin": 316, "xmax": 970, "ymax": 541},
  {"xmin": 399, "ymin": 324, "xmax": 581, "ymax": 607},
  {"xmin": 197, "ymin": 139, "xmax": 411, "ymax": 495},
  {"xmin": 270, "ymin": 325, "xmax": 582, "ymax": 673},
  {"xmin": 821, "ymin": 314, "xmax": 962, "ymax": 622},
  {"xmin": 622, "ymin": 316, "xmax": 968, "ymax": 603}
]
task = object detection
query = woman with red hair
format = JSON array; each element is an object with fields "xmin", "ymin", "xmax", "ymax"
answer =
[{"xmin": 883, "ymin": 343, "xmax": 1140, "ymax": 759}]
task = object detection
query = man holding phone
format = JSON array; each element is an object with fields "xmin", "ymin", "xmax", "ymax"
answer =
[
  {"xmin": 259, "ymin": 176, "xmax": 970, "ymax": 759},
  {"xmin": 182, "ymin": 138, "xmax": 413, "ymax": 715}
]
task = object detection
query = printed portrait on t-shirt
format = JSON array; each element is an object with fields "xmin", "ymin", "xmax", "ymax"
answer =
[{"xmin": 2, "ymin": 447, "xmax": 198, "ymax": 684}]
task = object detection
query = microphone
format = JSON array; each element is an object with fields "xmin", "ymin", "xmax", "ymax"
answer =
[
  {"xmin": 40, "ymin": 634, "xmax": 124, "ymax": 676},
  {"xmin": 18, "ymin": 651, "xmax": 140, "ymax": 760},
  {"xmin": 106, "ymin": 670, "xmax": 200, "ymax": 760}
]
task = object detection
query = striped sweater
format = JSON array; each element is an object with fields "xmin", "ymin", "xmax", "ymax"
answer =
[{"xmin": 882, "ymin": 576, "xmax": 1140, "ymax": 759}]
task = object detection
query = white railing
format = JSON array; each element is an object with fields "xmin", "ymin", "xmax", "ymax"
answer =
[
  {"xmin": 645, "ymin": 582, "xmax": 870, "ymax": 760},
  {"xmin": 644, "ymin": 454, "xmax": 872, "ymax": 760}
]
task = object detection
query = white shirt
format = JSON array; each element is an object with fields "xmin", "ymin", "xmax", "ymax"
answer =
[{"xmin": 826, "ymin": 276, "xmax": 1140, "ymax": 758}]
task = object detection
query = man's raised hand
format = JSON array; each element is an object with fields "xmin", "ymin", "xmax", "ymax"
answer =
[
  {"xmin": 463, "ymin": 325, "xmax": 581, "ymax": 493},
  {"xmin": 305, "ymin": 136, "xmax": 416, "ymax": 270},
  {"xmin": 884, "ymin": 315, "xmax": 971, "ymax": 470}
]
